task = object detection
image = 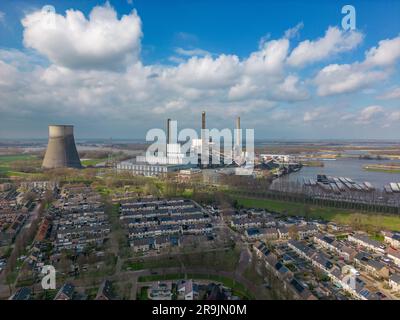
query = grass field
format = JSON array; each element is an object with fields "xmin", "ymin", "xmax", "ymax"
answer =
[
  {"xmin": 81, "ymin": 158, "xmax": 108, "ymax": 166},
  {"xmin": 364, "ymin": 168, "xmax": 400, "ymax": 174},
  {"xmin": 236, "ymin": 197, "xmax": 400, "ymax": 231},
  {"xmin": 138, "ymin": 273, "xmax": 252, "ymax": 299},
  {"xmin": 0, "ymin": 154, "xmax": 39, "ymax": 177},
  {"xmin": 124, "ymin": 248, "xmax": 240, "ymax": 272}
]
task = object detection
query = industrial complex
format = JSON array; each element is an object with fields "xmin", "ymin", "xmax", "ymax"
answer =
[{"xmin": 116, "ymin": 111, "xmax": 252, "ymax": 176}]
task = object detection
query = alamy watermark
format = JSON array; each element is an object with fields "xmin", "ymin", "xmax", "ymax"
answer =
[
  {"xmin": 41, "ymin": 265, "xmax": 56, "ymax": 290},
  {"xmin": 145, "ymin": 121, "xmax": 255, "ymax": 175},
  {"xmin": 341, "ymin": 5, "xmax": 356, "ymax": 30}
]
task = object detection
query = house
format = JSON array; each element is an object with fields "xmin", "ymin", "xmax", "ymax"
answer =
[
  {"xmin": 290, "ymin": 278, "xmax": 317, "ymax": 300},
  {"xmin": 131, "ymin": 237, "xmax": 154, "ymax": 252},
  {"xmin": 386, "ymin": 248, "xmax": 400, "ymax": 266},
  {"xmin": 339, "ymin": 245, "xmax": 357, "ymax": 262},
  {"xmin": 9, "ymin": 287, "xmax": 31, "ymax": 300},
  {"xmin": 354, "ymin": 251, "xmax": 372, "ymax": 267},
  {"xmin": 263, "ymin": 227, "xmax": 279, "ymax": 240},
  {"xmin": 54, "ymin": 283, "xmax": 75, "ymax": 300},
  {"xmin": 364, "ymin": 260, "xmax": 389, "ymax": 279},
  {"xmin": 388, "ymin": 274, "xmax": 400, "ymax": 292},
  {"xmin": 348, "ymin": 234, "xmax": 386, "ymax": 253},
  {"xmin": 96, "ymin": 280, "xmax": 115, "ymax": 300},
  {"xmin": 277, "ymin": 227, "xmax": 290, "ymax": 239},
  {"xmin": 154, "ymin": 235, "xmax": 171, "ymax": 250},
  {"xmin": 149, "ymin": 282, "xmax": 172, "ymax": 300},
  {"xmin": 245, "ymin": 228, "xmax": 261, "ymax": 240},
  {"xmin": 275, "ymin": 261, "xmax": 293, "ymax": 280},
  {"xmin": 314, "ymin": 234, "xmax": 337, "ymax": 251},
  {"xmin": 382, "ymin": 231, "xmax": 400, "ymax": 249},
  {"xmin": 177, "ymin": 279, "xmax": 198, "ymax": 300},
  {"xmin": 297, "ymin": 225, "xmax": 318, "ymax": 240}
]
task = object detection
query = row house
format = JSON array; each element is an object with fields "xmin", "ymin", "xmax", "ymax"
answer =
[
  {"xmin": 348, "ymin": 234, "xmax": 386, "ymax": 254},
  {"xmin": 183, "ymin": 223, "xmax": 212, "ymax": 235},
  {"xmin": 288, "ymin": 240, "xmax": 365, "ymax": 300},
  {"xmin": 386, "ymin": 248, "xmax": 400, "ymax": 266},
  {"xmin": 389, "ymin": 274, "xmax": 400, "ymax": 292},
  {"xmin": 128, "ymin": 225, "xmax": 181, "ymax": 238},
  {"xmin": 382, "ymin": 231, "xmax": 400, "ymax": 249}
]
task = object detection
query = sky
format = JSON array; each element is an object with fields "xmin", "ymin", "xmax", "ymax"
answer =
[{"xmin": 0, "ymin": 0, "xmax": 399, "ymax": 140}]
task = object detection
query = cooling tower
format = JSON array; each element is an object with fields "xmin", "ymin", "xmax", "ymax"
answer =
[{"xmin": 42, "ymin": 125, "xmax": 82, "ymax": 169}]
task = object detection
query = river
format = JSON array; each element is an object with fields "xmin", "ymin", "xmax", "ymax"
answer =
[{"xmin": 272, "ymin": 158, "xmax": 400, "ymax": 190}]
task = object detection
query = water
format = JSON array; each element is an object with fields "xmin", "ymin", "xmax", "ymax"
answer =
[{"xmin": 273, "ymin": 158, "xmax": 400, "ymax": 190}]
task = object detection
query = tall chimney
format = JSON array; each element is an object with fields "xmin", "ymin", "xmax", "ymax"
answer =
[
  {"xmin": 236, "ymin": 116, "xmax": 241, "ymax": 146},
  {"xmin": 166, "ymin": 118, "xmax": 171, "ymax": 145},
  {"xmin": 202, "ymin": 111, "xmax": 206, "ymax": 130}
]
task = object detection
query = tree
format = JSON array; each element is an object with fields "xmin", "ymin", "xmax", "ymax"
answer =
[{"xmin": 6, "ymin": 273, "xmax": 15, "ymax": 296}]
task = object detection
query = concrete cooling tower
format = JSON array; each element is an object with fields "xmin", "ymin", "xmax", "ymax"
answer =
[{"xmin": 42, "ymin": 125, "xmax": 82, "ymax": 169}]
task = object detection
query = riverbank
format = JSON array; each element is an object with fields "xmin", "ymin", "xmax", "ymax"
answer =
[{"xmin": 364, "ymin": 163, "xmax": 400, "ymax": 174}]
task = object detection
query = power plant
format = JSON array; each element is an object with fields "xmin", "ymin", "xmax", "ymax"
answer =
[
  {"xmin": 116, "ymin": 111, "xmax": 253, "ymax": 176},
  {"xmin": 42, "ymin": 125, "xmax": 82, "ymax": 169}
]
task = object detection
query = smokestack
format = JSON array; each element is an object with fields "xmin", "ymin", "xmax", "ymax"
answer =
[
  {"xmin": 42, "ymin": 125, "xmax": 82, "ymax": 169},
  {"xmin": 202, "ymin": 111, "xmax": 206, "ymax": 130},
  {"xmin": 236, "ymin": 116, "xmax": 241, "ymax": 146},
  {"xmin": 166, "ymin": 118, "xmax": 171, "ymax": 145}
]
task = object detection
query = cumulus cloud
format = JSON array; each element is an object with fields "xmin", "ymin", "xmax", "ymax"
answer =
[
  {"xmin": 364, "ymin": 36, "xmax": 400, "ymax": 67},
  {"xmin": 313, "ymin": 34, "xmax": 400, "ymax": 96},
  {"xmin": 358, "ymin": 105, "xmax": 384, "ymax": 124},
  {"xmin": 287, "ymin": 26, "xmax": 363, "ymax": 67},
  {"xmin": 314, "ymin": 63, "xmax": 388, "ymax": 96},
  {"xmin": 245, "ymin": 38, "xmax": 289, "ymax": 75},
  {"xmin": 303, "ymin": 108, "xmax": 325, "ymax": 122},
  {"xmin": 284, "ymin": 22, "xmax": 304, "ymax": 39},
  {"xmin": 21, "ymin": 3, "xmax": 142, "ymax": 71},
  {"xmin": 174, "ymin": 47, "xmax": 210, "ymax": 57},
  {"xmin": 378, "ymin": 87, "xmax": 400, "ymax": 100}
]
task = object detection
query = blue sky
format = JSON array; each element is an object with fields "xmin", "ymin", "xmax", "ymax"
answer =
[{"xmin": 0, "ymin": 0, "xmax": 399, "ymax": 139}]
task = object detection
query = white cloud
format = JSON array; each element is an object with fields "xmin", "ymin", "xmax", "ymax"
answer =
[
  {"xmin": 174, "ymin": 47, "xmax": 210, "ymax": 57},
  {"xmin": 389, "ymin": 111, "xmax": 400, "ymax": 121},
  {"xmin": 303, "ymin": 108, "xmax": 324, "ymax": 122},
  {"xmin": 313, "ymin": 34, "xmax": 400, "ymax": 96},
  {"xmin": 364, "ymin": 36, "xmax": 400, "ymax": 67},
  {"xmin": 245, "ymin": 38, "xmax": 289, "ymax": 75},
  {"xmin": 284, "ymin": 22, "xmax": 304, "ymax": 39},
  {"xmin": 378, "ymin": 87, "xmax": 400, "ymax": 100},
  {"xmin": 314, "ymin": 63, "xmax": 388, "ymax": 96},
  {"xmin": 21, "ymin": 3, "xmax": 142, "ymax": 71},
  {"xmin": 0, "ymin": 11, "xmax": 5, "ymax": 24},
  {"xmin": 287, "ymin": 26, "xmax": 363, "ymax": 67},
  {"xmin": 358, "ymin": 105, "xmax": 384, "ymax": 124}
]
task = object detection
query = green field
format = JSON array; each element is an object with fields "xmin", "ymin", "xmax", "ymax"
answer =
[
  {"xmin": 0, "ymin": 154, "xmax": 37, "ymax": 163},
  {"xmin": 0, "ymin": 154, "xmax": 39, "ymax": 177},
  {"xmin": 81, "ymin": 158, "xmax": 108, "ymax": 166},
  {"xmin": 364, "ymin": 167, "xmax": 400, "ymax": 174},
  {"xmin": 236, "ymin": 197, "xmax": 400, "ymax": 231},
  {"xmin": 124, "ymin": 248, "xmax": 240, "ymax": 272},
  {"xmin": 138, "ymin": 273, "xmax": 252, "ymax": 299}
]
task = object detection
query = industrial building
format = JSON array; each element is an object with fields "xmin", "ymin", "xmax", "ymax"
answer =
[
  {"xmin": 42, "ymin": 125, "xmax": 82, "ymax": 169},
  {"xmin": 115, "ymin": 111, "xmax": 250, "ymax": 177}
]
